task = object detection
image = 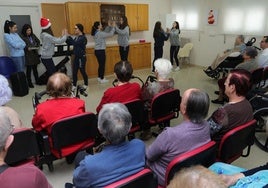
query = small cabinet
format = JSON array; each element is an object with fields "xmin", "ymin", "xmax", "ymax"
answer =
[
  {"xmin": 65, "ymin": 2, "xmax": 100, "ymax": 34},
  {"xmin": 125, "ymin": 4, "xmax": 149, "ymax": 31},
  {"xmin": 129, "ymin": 43, "xmax": 151, "ymax": 69}
]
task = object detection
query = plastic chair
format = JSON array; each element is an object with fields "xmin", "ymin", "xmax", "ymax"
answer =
[
  {"xmin": 158, "ymin": 141, "xmax": 216, "ymax": 188},
  {"xmin": 0, "ymin": 56, "xmax": 17, "ymax": 79},
  {"xmin": 178, "ymin": 43, "xmax": 193, "ymax": 64},
  {"xmin": 148, "ymin": 89, "xmax": 181, "ymax": 130},
  {"xmin": 104, "ymin": 168, "xmax": 158, "ymax": 188},
  {"xmin": 37, "ymin": 112, "xmax": 98, "ymax": 171},
  {"xmin": 123, "ymin": 99, "xmax": 145, "ymax": 140},
  {"xmin": 5, "ymin": 128, "xmax": 40, "ymax": 166},
  {"xmin": 216, "ymin": 119, "xmax": 256, "ymax": 163}
]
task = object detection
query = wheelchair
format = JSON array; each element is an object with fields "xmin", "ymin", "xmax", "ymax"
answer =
[
  {"xmin": 32, "ymin": 84, "xmax": 88, "ymax": 111},
  {"xmin": 249, "ymin": 90, "xmax": 268, "ymax": 152},
  {"xmin": 205, "ymin": 37, "xmax": 259, "ymax": 79}
]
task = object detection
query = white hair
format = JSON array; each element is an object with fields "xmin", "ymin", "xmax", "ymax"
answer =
[
  {"xmin": 155, "ymin": 58, "xmax": 172, "ymax": 79},
  {"xmin": 0, "ymin": 75, "xmax": 12, "ymax": 106}
]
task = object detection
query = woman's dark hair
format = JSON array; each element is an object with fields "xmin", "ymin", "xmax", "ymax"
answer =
[
  {"xmin": 229, "ymin": 69, "xmax": 252, "ymax": 97},
  {"xmin": 21, "ymin": 24, "xmax": 33, "ymax": 37},
  {"xmin": 244, "ymin": 46, "xmax": 258, "ymax": 59},
  {"xmin": 173, "ymin": 21, "xmax": 180, "ymax": 34},
  {"xmin": 76, "ymin": 23, "xmax": 84, "ymax": 35},
  {"xmin": 186, "ymin": 89, "xmax": 210, "ymax": 124},
  {"xmin": 91, "ymin": 21, "xmax": 100, "ymax": 36},
  {"xmin": 119, "ymin": 16, "xmax": 131, "ymax": 35},
  {"xmin": 41, "ymin": 27, "xmax": 54, "ymax": 36},
  {"xmin": 114, "ymin": 61, "xmax": 133, "ymax": 83},
  {"xmin": 153, "ymin": 21, "xmax": 162, "ymax": 38},
  {"xmin": 4, "ymin": 20, "xmax": 16, "ymax": 34}
]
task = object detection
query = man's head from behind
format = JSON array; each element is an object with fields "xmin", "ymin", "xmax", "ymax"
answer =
[
  {"xmin": 0, "ymin": 108, "xmax": 14, "ymax": 154},
  {"xmin": 114, "ymin": 61, "xmax": 133, "ymax": 83},
  {"xmin": 180, "ymin": 88, "xmax": 210, "ymax": 124},
  {"xmin": 224, "ymin": 69, "xmax": 252, "ymax": 97},
  {"xmin": 98, "ymin": 103, "xmax": 132, "ymax": 145},
  {"xmin": 47, "ymin": 72, "xmax": 72, "ymax": 98}
]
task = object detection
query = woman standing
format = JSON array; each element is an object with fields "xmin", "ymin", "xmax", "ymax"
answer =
[
  {"xmin": 21, "ymin": 24, "xmax": 41, "ymax": 88},
  {"xmin": 39, "ymin": 17, "xmax": 68, "ymax": 78},
  {"xmin": 91, "ymin": 21, "xmax": 115, "ymax": 84},
  {"xmin": 3, "ymin": 20, "xmax": 26, "ymax": 72},
  {"xmin": 66, "ymin": 23, "xmax": 88, "ymax": 90},
  {"xmin": 169, "ymin": 21, "xmax": 181, "ymax": 71},
  {"xmin": 115, "ymin": 16, "xmax": 130, "ymax": 61},
  {"xmin": 152, "ymin": 21, "xmax": 169, "ymax": 72}
]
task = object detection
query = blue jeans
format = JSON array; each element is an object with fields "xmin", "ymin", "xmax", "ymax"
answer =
[{"xmin": 11, "ymin": 56, "xmax": 25, "ymax": 72}]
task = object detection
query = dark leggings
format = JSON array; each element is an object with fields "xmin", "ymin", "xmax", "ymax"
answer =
[
  {"xmin": 95, "ymin": 50, "xmax": 106, "ymax": 79},
  {"xmin": 26, "ymin": 64, "xmax": 39, "ymax": 83},
  {"xmin": 119, "ymin": 46, "xmax": 129, "ymax": 61},
  {"xmin": 72, "ymin": 55, "xmax": 88, "ymax": 86},
  {"xmin": 170, "ymin": 46, "xmax": 180, "ymax": 66},
  {"xmin": 153, "ymin": 46, "xmax": 163, "ymax": 72},
  {"xmin": 41, "ymin": 58, "xmax": 56, "ymax": 77}
]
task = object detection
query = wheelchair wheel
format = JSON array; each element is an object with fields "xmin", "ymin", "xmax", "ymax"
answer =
[{"xmin": 253, "ymin": 107, "xmax": 268, "ymax": 152}]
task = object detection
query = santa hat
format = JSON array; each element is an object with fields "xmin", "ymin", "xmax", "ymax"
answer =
[{"xmin": 40, "ymin": 17, "xmax": 51, "ymax": 30}]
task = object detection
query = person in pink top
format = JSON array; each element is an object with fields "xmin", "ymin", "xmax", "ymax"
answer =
[{"xmin": 96, "ymin": 61, "xmax": 141, "ymax": 113}]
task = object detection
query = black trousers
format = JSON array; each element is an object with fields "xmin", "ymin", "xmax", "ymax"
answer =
[
  {"xmin": 26, "ymin": 64, "xmax": 39, "ymax": 83},
  {"xmin": 170, "ymin": 45, "xmax": 180, "ymax": 66},
  {"xmin": 119, "ymin": 46, "xmax": 129, "ymax": 61},
  {"xmin": 72, "ymin": 55, "xmax": 88, "ymax": 86},
  {"xmin": 152, "ymin": 46, "xmax": 163, "ymax": 72},
  {"xmin": 95, "ymin": 50, "xmax": 106, "ymax": 79}
]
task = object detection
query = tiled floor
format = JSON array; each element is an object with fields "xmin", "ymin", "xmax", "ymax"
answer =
[{"xmin": 7, "ymin": 63, "xmax": 267, "ymax": 187}]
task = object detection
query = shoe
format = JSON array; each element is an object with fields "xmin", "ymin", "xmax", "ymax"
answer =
[
  {"xmin": 97, "ymin": 78, "xmax": 101, "ymax": 82},
  {"xmin": 99, "ymin": 78, "xmax": 109, "ymax": 84},
  {"xmin": 72, "ymin": 86, "xmax": 76, "ymax": 92},
  {"xmin": 174, "ymin": 67, "xmax": 180, "ymax": 71},
  {"xmin": 82, "ymin": 85, "xmax": 88, "ymax": 90},
  {"xmin": 211, "ymin": 99, "xmax": 224, "ymax": 105},
  {"xmin": 214, "ymin": 91, "xmax": 220, "ymax": 95},
  {"xmin": 28, "ymin": 82, "xmax": 34, "ymax": 88}
]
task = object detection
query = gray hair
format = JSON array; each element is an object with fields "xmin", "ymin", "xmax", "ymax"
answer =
[
  {"xmin": 98, "ymin": 103, "xmax": 132, "ymax": 144},
  {"xmin": 186, "ymin": 89, "xmax": 210, "ymax": 124},
  {"xmin": 0, "ymin": 107, "xmax": 13, "ymax": 151},
  {"xmin": 0, "ymin": 75, "xmax": 12, "ymax": 106},
  {"xmin": 155, "ymin": 58, "xmax": 172, "ymax": 79}
]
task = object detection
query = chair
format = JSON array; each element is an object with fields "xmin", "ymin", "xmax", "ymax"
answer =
[
  {"xmin": 123, "ymin": 99, "xmax": 145, "ymax": 140},
  {"xmin": 216, "ymin": 119, "xmax": 256, "ymax": 163},
  {"xmin": 251, "ymin": 67, "xmax": 264, "ymax": 89},
  {"xmin": 37, "ymin": 112, "xmax": 98, "ymax": 171},
  {"xmin": 160, "ymin": 141, "xmax": 217, "ymax": 188},
  {"xmin": 178, "ymin": 43, "xmax": 193, "ymax": 64},
  {"xmin": 104, "ymin": 168, "xmax": 158, "ymax": 188},
  {"xmin": 0, "ymin": 56, "xmax": 17, "ymax": 79},
  {"xmin": 5, "ymin": 128, "xmax": 40, "ymax": 166},
  {"xmin": 148, "ymin": 89, "xmax": 181, "ymax": 129}
]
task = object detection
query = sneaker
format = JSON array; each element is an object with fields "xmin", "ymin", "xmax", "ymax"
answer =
[
  {"xmin": 211, "ymin": 99, "xmax": 224, "ymax": 105},
  {"xmin": 72, "ymin": 86, "xmax": 76, "ymax": 92},
  {"xmin": 82, "ymin": 85, "xmax": 88, "ymax": 90},
  {"xmin": 97, "ymin": 77, "xmax": 101, "ymax": 82},
  {"xmin": 99, "ymin": 78, "xmax": 109, "ymax": 84},
  {"xmin": 174, "ymin": 67, "xmax": 180, "ymax": 71}
]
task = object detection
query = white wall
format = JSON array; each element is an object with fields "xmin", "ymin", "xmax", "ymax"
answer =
[{"xmin": 170, "ymin": 0, "xmax": 266, "ymax": 67}]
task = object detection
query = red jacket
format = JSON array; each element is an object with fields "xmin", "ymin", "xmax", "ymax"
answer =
[
  {"xmin": 96, "ymin": 82, "xmax": 141, "ymax": 113},
  {"xmin": 32, "ymin": 97, "xmax": 86, "ymax": 157}
]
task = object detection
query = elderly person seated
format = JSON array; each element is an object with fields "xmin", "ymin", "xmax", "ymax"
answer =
[
  {"xmin": 72, "ymin": 103, "xmax": 145, "ymax": 187},
  {"xmin": 141, "ymin": 58, "xmax": 174, "ymax": 140},
  {"xmin": 212, "ymin": 46, "xmax": 258, "ymax": 104},
  {"xmin": 209, "ymin": 69, "xmax": 253, "ymax": 143},
  {"xmin": 146, "ymin": 88, "xmax": 211, "ymax": 186},
  {"xmin": 204, "ymin": 35, "xmax": 246, "ymax": 76},
  {"xmin": 0, "ymin": 74, "xmax": 22, "ymax": 128},
  {"xmin": 0, "ymin": 108, "xmax": 52, "ymax": 188},
  {"xmin": 32, "ymin": 72, "xmax": 85, "ymax": 157},
  {"xmin": 96, "ymin": 61, "xmax": 141, "ymax": 113}
]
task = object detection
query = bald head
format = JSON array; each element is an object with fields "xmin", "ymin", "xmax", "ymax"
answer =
[
  {"xmin": 180, "ymin": 88, "xmax": 210, "ymax": 123},
  {"xmin": 46, "ymin": 73, "xmax": 72, "ymax": 98}
]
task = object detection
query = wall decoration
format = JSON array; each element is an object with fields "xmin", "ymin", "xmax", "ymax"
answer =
[{"xmin": 207, "ymin": 9, "xmax": 218, "ymax": 25}]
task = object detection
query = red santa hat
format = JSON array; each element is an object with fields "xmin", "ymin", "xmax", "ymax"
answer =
[{"xmin": 40, "ymin": 17, "xmax": 51, "ymax": 30}]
